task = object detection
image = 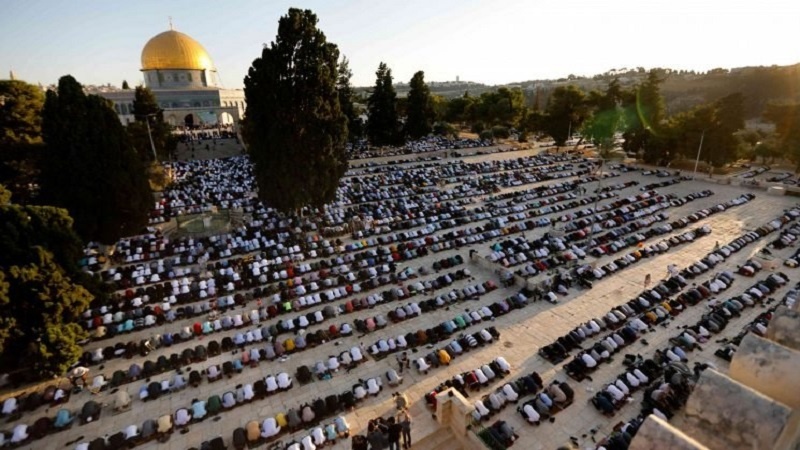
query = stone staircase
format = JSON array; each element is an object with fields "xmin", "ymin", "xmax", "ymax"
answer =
[{"xmin": 629, "ymin": 305, "xmax": 800, "ymax": 450}]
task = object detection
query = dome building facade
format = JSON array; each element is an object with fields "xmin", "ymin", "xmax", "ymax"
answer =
[{"xmin": 97, "ymin": 26, "xmax": 246, "ymax": 130}]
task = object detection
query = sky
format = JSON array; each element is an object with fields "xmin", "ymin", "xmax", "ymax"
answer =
[{"xmin": 1, "ymin": 0, "xmax": 799, "ymax": 89}]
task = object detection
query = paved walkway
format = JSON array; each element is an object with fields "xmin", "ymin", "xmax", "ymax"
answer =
[{"xmin": 7, "ymin": 150, "xmax": 799, "ymax": 450}]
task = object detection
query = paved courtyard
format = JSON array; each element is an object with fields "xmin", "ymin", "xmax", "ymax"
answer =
[{"xmin": 2, "ymin": 142, "xmax": 798, "ymax": 450}]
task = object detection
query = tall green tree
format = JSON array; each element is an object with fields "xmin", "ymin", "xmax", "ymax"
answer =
[
  {"xmin": 445, "ymin": 92, "xmax": 476, "ymax": 125},
  {"xmin": 243, "ymin": 8, "xmax": 348, "ymax": 213},
  {"xmin": 337, "ymin": 56, "xmax": 363, "ymax": 142},
  {"xmin": 0, "ymin": 80, "xmax": 44, "ymax": 147},
  {"xmin": 367, "ymin": 62, "xmax": 403, "ymax": 146},
  {"xmin": 764, "ymin": 102, "xmax": 800, "ymax": 172},
  {"xmin": 40, "ymin": 75, "xmax": 152, "ymax": 243},
  {"xmin": 0, "ymin": 80, "xmax": 46, "ymax": 203},
  {"xmin": 622, "ymin": 69, "xmax": 667, "ymax": 163},
  {"xmin": 405, "ymin": 71, "xmax": 434, "ymax": 139},
  {"xmin": 472, "ymin": 87, "xmax": 525, "ymax": 127},
  {"xmin": 542, "ymin": 85, "xmax": 589, "ymax": 146},
  {"xmin": 122, "ymin": 80, "xmax": 130, "ymax": 90},
  {"xmin": 127, "ymin": 86, "xmax": 176, "ymax": 161},
  {"xmin": 0, "ymin": 185, "xmax": 93, "ymax": 377},
  {"xmin": 704, "ymin": 93, "xmax": 745, "ymax": 167},
  {"xmin": 582, "ymin": 78, "xmax": 624, "ymax": 154}
]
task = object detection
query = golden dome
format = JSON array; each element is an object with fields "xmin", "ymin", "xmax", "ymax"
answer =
[{"xmin": 141, "ymin": 30, "xmax": 215, "ymax": 71}]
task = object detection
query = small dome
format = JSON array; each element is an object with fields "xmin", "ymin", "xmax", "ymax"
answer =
[{"xmin": 141, "ymin": 30, "xmax": 215, "ymax": 71}]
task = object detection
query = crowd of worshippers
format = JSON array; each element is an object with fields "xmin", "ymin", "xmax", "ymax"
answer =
[
  {"xmin": 147, "ymin": 150, "xmax": 589, "ymax": 229},
  {"xmin": 346, "ymin": 136, "xmax": 494, "ymax": 159},
  {"xmin": 81, "ymin": 256, "xmax": 471, "ymax": 349},
  {"xmin": 47, "ymin": 147, "xmax": 796, "ymax": 446},
  {"xmin": 108, "ymin": 152, "xmax": 595, "ymax": 272},
  {"xmin": 500, "ymin": 192, "xmax": 757, "ymax": 287},
  {"xmin": 584, "ymin": 276, "xmax": 794, "ymax": 450},
  {"xmin": 155, "ymin": 156, "xmax": 256, "ymax": 220},
  {"xmin": 715, "ymin": 282, "xmax": 796, "ymax": 361}
]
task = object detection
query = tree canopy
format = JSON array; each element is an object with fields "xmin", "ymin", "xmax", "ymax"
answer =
[
  {"xmin": 40, "ymin": 75, "xmax": 152, "ymax": 243},
  {"xmin": 0, "ymin": 80, "xmax": 46, "ymax": 203},
  {"xmin": 0, "ymin": 185, "xmax": 93, "ymax": 377},
  {"xmin": 472, "ymin": 87, "xmax": 525, "ymax": 127},
  {"xmin": 243, "ymin": 8, "xmax": 348, "ymax": 213},
  {"xmin": 764, "ymin": 102, "xmax": 800, "ymax": 172},
  {"xmin": 367, "ymin": 62, "xmax": 403, "ymax": 146},
  {"xmin": 582, "ymin": 78, "xmax": 624, "ymax": 154},
  {"xmin": 127, "ymin": 86, "xmax": 176, "ymax": 161},
  {"xmin": 622, "ymin": 70, "xmax": 667, "ymax": 163},
  {"xmin": 541, "ymin": 85, "xmax": 590, "ymax": 146},
  {"xmin": 405, "ymin": 71, "xmax": 434, "ymax": 139},
  {"xmin": 0, "ymin": 80, "xmax": 44, "ymax": 147},
  {"xmin": 337, "ymin": 56, "xmax": 363, "ymax": 142}
]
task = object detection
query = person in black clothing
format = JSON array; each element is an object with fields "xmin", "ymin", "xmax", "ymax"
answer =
[
  {"xmin": 397, "ymin": 410, "xmax": 412, "ymax": 449},
  {"xmin": 367, "ymin": 420, "xmax": 389, "ymax": 450},
  {"xmin": 387, "ymin": 417, "xmax": 402, "ymax": 450}
]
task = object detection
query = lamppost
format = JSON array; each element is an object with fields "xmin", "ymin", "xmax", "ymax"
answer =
[
  {"xmin": 692, "ymin": 129, "xmax": 706, "ymax": 180},
  {"xmin": 145, "ymin": 113, "xmax": 158, "ymax": 162}
]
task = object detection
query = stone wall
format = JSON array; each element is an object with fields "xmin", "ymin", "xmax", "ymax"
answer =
[
  {"xmin": 766, "ymin": 307, "xmax": 800, "ymax": 351},
  {"xmin": 434, "ymin": 388, "xmax": 489, "ymax": 450},
  {"xmin": 729, "ymin": 334, "xmax": 800, "ymax": 409},
  {"xmin": 677, "ymin": 369, "xmax": 792, "ymax": 450},
  {"xmin": 629, "ymin": 416, "xmax": 709, "ymax": 450}
]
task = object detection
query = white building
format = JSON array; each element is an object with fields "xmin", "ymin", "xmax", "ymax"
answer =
[{"xmin": 97, "ymin": 26, "xmax": 246, "ymax": 128}]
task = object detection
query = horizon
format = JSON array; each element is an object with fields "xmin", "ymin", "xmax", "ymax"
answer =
[{"xmin": 2, "ymin": 0, "xmax": 799, "ymax": 90}]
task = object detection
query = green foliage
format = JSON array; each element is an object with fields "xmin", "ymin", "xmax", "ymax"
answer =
[
  {"xmin": 764, "ymin": 102, "xmax": 800, "ymax": 172},
  {"xmin": 405, "ymin": 71, "xmax": 434, "ymax": 139},
  {"xmin": 122, "ymin": 80, "xmax": 130, "ymax": 90},
  {"xmin": 432, "ymin": 122, "xmax": 457, "ymax": 138},
  {"xmin": 582, "ymin": 79, "xmax": 625, "ymax": 152},
  {"xmin": 430, "ymin": 95, "xmax": 447, "ymax": 123},
  {"xmin": 518, "ymin": 131, "xmax": 528, "ymax": 143},
  {"xmin": 0, "ymin": 184, "xmax": 10, "ymax": 205},
  {"xmin": 126, "ymin": 86, "xmax": 177, "ymax": 161},
  {"xmin": 0, "ymin": 248, "xmax": 91, "ymax": 376},
  {"xmin": 622, "ymin": 70, "xmax": 668, "ymax": 163},
  {"xmin": 243, "ymin": 8, "xmax": 348, "ymax": 213},
  {"xmin": 367, "ymin": 62, "xmax": 403, "ymax": 146},
  {"xmin": 0, "ymin": 80, "xmax": 44, "ymax": 146},
  {"xmin": 491, "ymin": 126, "xmax": 510, "ymax": 139},
  {"xmin": 40, "ymin": 75, "xmax": 152, "ymax": 243},
  {"xmin": 337, "ymin": 56, "xmax": 363, "ymax": 142},
  {"xmin": 541, "ymin": 85, "xmax": 590, "ymax": 146},
  {"xmin": 445, "ymin": 96, "xmax": 475, "ymax": 124},
  {"xmin": 472, "ymin": 87, "xmax": 524, "ymax": 127},
  {"xmin": 0, "ymin": 188, "xmax": 95, "ymax": 377},
  {"xmin": 479, "ymin": 130, "xmax": 494, "ymax": 142},
  {"xmin": 470, "ymin": 122, "xmax": 485, "ymax": 134}
]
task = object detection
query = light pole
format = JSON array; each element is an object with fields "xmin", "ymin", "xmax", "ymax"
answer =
[
  {"xmin": 692, "ymin": 130, "xmax": 705, "ymax": 180},
  {"xmin": 145, "ymin": 113, "xmax": 158, "ymax": 162}
]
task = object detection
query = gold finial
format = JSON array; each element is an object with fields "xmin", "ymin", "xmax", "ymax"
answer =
[{"xmin": 169, "ymin": 16, "xmax": 174, "ymax": 30}]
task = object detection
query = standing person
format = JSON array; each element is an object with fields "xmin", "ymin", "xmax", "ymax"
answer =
[
  {"xmin": 644, "ymin": 273, "xmax": 651, "ymax": 288},
  {"xmin": 393, "ymin": 392, "xmax": 410, "ymax": 410},
  {"xmin": 367, "ymin": 421, "xmax": 388, "ymax": 450},
  {"xmin": 398, "ymin": 410, "xmax": 412, "ymax": 449},
  {"xmin": 387, "ymin": 417, "xmax": 402, "ymax": 450}
]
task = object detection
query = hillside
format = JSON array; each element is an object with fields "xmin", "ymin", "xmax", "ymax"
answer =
[{"xmin": 357, "ymin": 63, "xmax": 800, "ymax": 119}]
